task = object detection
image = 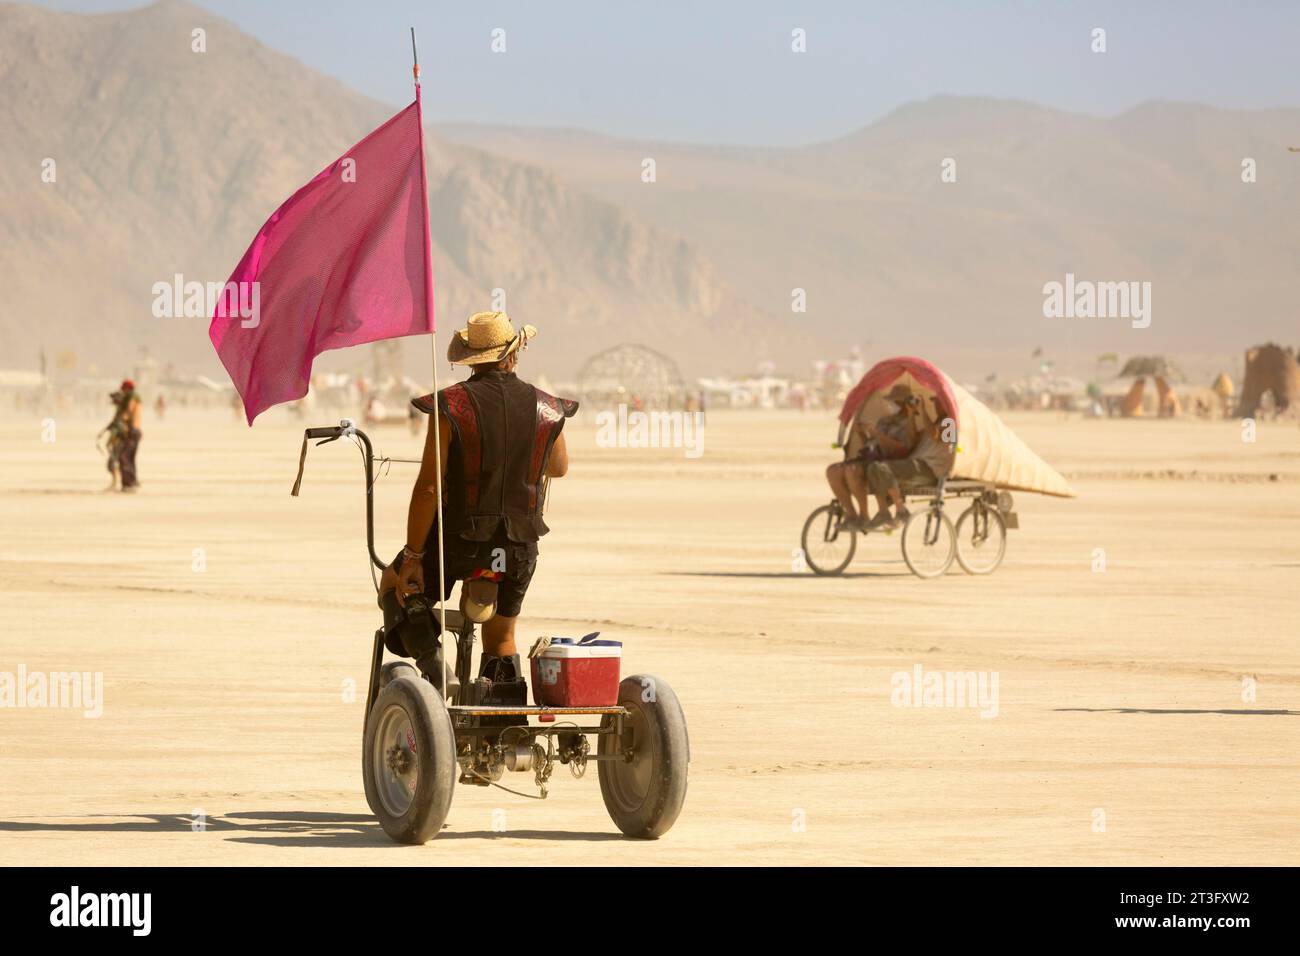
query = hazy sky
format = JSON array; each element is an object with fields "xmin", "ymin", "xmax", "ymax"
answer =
[{"xmin": 30, "ymin": 0, "xmax": 1300, "ymax": 144}]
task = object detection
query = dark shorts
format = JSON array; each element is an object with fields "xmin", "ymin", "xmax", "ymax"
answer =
[
  {"xmin": 844, "ymin": 447, "xmax": 890, "ymax": 475},
  {"xmin": 865, "ymin": 458, "xmax": 937, "ymax": 496},
  {"xmin": 394, "ymin": 528, "xmax": 539, "ymax": 618}
]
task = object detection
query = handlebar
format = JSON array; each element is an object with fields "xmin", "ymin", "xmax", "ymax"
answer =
[
  {"xmin": 305, "ymin": 426, "xmax": 345, "ymax": 440},
  {"xmin": 292, "ymin": 419, "xmax": 386, "ymax": 571}
]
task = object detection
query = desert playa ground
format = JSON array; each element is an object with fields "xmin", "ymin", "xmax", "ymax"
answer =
[{"xmin": 1, "ymin": 407, "xmax": 1297, "ymax": 866}]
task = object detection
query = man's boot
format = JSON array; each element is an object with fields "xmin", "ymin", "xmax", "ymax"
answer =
[
  {"xmin": 473, "ymin": 653, "xmax": 529, "ymax": 755},
  {"xmin": 476, "ymin": 653, "xmax": 528, "ymax": 707}
]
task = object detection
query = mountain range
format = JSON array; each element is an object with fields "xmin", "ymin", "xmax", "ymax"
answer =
[{"xmin": 2, "ymin": 0, "xmax": 1296, "ymax": 384}]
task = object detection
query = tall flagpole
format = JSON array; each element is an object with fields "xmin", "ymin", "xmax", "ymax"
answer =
[{"xmin": 411, "ymin": 26, "xmax": 447, "ymax": 699}]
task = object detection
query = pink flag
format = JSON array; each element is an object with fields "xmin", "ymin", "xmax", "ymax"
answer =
[{"xmin": 209, "ymin": 96, "xmax": 435, "ymax": 424}]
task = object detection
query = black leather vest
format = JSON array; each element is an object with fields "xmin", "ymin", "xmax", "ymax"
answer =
[{"xmin": 412, "ymin": 370, "xmax": 577, "ymax": 543}]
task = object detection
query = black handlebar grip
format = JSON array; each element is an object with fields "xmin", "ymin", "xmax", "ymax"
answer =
[{"xmin": 305, "ymin": 426, "xmax": 342, "ymax": 439}]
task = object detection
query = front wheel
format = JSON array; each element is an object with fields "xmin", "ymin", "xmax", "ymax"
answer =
[
  {"xmin": 900, "ymin": 506, "xmax": 956, "ymax": 578},
  {"xmin": 800, "ymin": 502, "xmax": 857, "ymax": 576},
  {"xmin": 363, "ymin": 675, "xmax": 457, "ymax": 844},
  {"xmin": 599, "ymin": 675, "xmax": 689, "ymax": 839},
  {"xmin": 380, "ymin": 661, "xmax": 419, "ymax": 687},
  {"xmin": 954, "ymin": 502, "xmax": 1007, "ymax": 575}
]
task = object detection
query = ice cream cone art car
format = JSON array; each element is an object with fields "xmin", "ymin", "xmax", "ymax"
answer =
[{"xmin": 805, "ymin": 356, "xmax": 1075, "ymax": 578}]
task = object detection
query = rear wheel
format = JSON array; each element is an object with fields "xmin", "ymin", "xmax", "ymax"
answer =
[
  {"xmin": 599, "ymin": 675, "xmax": 689, "ymax": 839},
  {"xmin": 801, "ymin": 502, "xmax": 857, "ymax": 576},
  {"xmin": 901, "ymin": 506, "xmax": 956, "ymax": 578},
  {"xmin": 363, "ymin": 675, "xmax": 457, "ymax": 844},
  {"xmin": 954, "ymin": 502, "xmax": 1007, "ymax": 575}
]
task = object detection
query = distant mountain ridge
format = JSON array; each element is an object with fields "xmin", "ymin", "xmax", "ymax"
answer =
[
  {"xmin": 439, "ymin": 96, "xmax": 1300, "ymax": 379},
  {"xmin": 2, "ymin": 0, "xmax": 1296, "ymax": 387}
]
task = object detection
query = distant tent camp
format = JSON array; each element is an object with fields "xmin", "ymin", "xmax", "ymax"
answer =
[
  {"xmin": 1236, "ymin": 343, "xmax": 1300, "ymax": 417},
  {"xmin": 1119, "ymin": 355, "xmax": 1184, "ymax": 383},
  {"xmin": 1117, "ymin": 355, "xmax": 1183, "ymax": 417},
  {"xmin": 838, "ymin": 357, "xmax": 1076, "ymax": 498}
]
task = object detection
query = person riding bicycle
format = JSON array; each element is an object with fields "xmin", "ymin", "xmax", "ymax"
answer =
[
  {"xmin": 825, "ymin": 383, "xmax": 916, "ymax": 531},
  {"xmin": 863, "ymin": 390, "xmax": 955, "ymax": 530},
  {"xmin": 388, "ymin": 311, "xmax": 576, "ymax": 696}
]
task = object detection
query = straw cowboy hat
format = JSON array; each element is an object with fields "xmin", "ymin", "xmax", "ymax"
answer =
[
  {"xmin": 885, "ymin": 383, "xmax": 913, "ymax": 402},
  {"xmin": 447, "ymin": 311, "xmax": 537, "ymax": 366}
]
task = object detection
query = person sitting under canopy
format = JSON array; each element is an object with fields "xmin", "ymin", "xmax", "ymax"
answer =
[
  {"xmin": 862, "ymin": 391, "xmax": 956, "ymax": 530},
  {"xmin": 824, "ymin": 383, "xmax": 916, "ymax": 531}
]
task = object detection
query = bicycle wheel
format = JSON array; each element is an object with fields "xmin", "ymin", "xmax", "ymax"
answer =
[
  {"xmin": 900, "ymin": 507, "xmax": 955, "ymax": 578},
  {"xmin": 954, "ymin": 502, "xmax": 1007, "ymax": 575},
  {"xmin": 800, "ymin": 503, "xmax": 857, "ymax": 576}
]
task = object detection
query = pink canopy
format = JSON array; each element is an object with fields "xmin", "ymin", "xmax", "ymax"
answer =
[{"xmin": 838, "ymin": 356, "xmax": 959, "ymax": 430}]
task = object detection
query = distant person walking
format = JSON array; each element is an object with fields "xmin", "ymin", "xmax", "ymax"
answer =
[
  {"xmin": 99, "ymin": 389, "xmax": 127, "ymax": 491},
  {"xmin": 118, "ymin": 379, "xmax": 143, "ymax": 492}
]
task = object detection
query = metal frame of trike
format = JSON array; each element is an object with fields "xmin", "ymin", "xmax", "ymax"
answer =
[
  {"xmin": 299, "ymin": 421, "xmax": 632, "ymax": 767},
  {"xmin": 911, "ymin": 477, "xmax": 973, "ymax": 507},
  {"xmin": 905, "ymin": 478, "xmax": 1016, "ymax": 527},
  {"xmin": 820, "ymin": 477, "xmax": 1000, "ymax": 526},
  {"xmin": 904, "ymin": 478, "xmax": 1012, "ymax": 516},
  {"xmin": 425, "ymin": 609, "xmax": 633, "ymax": 764}
]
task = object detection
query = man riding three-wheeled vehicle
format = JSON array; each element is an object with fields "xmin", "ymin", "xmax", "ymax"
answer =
[{"xmin": 297, "ymin": 312, "xmax": 689, "ymax": 844}]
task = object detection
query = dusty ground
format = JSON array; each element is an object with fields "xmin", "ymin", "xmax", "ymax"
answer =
[{"xmin": 1, "ymin": 406, "xmax": 1297, "ymax": 865}]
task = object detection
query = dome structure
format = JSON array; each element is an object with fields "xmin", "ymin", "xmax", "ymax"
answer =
[{"xmin": 577, "ymin": 344, "xmax": 685, "ymax": 409}]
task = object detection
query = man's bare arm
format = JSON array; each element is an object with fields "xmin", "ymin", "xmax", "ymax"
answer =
[{"xmin": 545, "ymin": 431, "xmax": 569, "ymax": 477}]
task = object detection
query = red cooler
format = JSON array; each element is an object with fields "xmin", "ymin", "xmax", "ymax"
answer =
[{"xmin": 530, "ymin": 634, "xmax": 622, "ymax": 706}]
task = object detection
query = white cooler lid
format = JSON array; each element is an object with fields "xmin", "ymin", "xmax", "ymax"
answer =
[{"xmin": 536, "ymin": 644, "xmax": 622, "ymax": 659}]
